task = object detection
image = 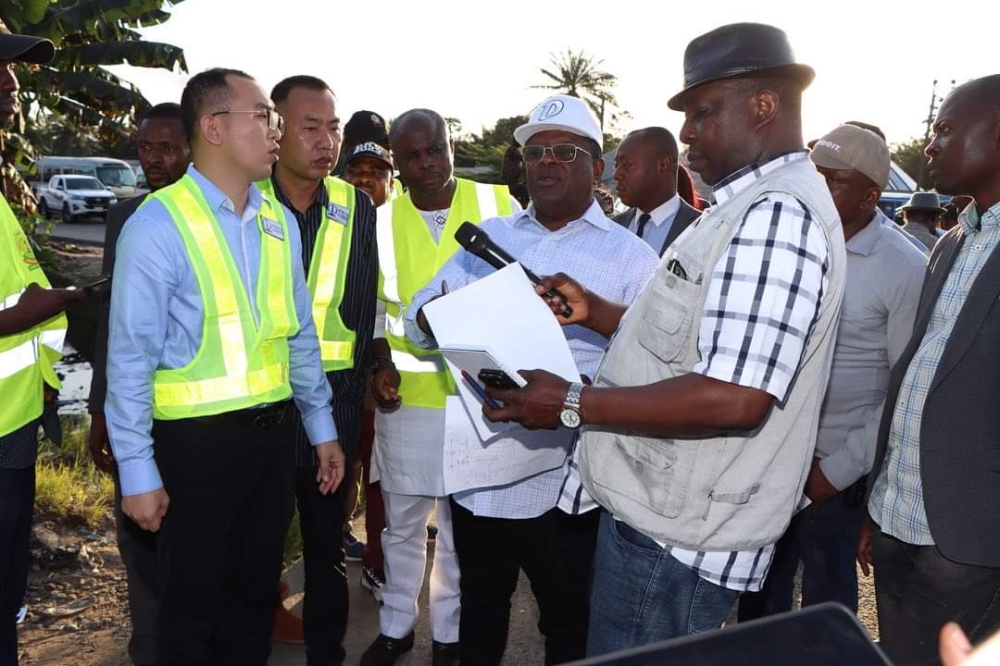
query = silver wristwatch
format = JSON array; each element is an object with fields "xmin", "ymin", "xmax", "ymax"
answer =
[{"xmin": 559, "ymin": 382, "xmax": 585, "ymax": 429}]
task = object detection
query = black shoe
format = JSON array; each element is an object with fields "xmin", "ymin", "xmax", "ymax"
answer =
[
  {"xmin": 432, "ymin": 640, "xmax": 460, "ymax": 666},
  {"xmin": 359, "ymin": 632, "xmax": 415, "ymax": 666}
]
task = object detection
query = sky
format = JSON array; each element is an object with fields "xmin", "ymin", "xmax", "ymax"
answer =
[{"xmin": 107, "ymin": 0, "xmax": 999, "ymax": 149}]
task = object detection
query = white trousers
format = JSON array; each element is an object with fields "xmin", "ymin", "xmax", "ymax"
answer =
[{"xmin": 379, "ymin": 490, "xmax": 461, "ymax": 642}]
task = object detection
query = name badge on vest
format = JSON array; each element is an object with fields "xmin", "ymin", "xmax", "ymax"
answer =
[
  {"xmin": 327, "ymin": 202, "xmax": 350, "ymax": 225},
  {"xmin": 262, "ymin": 217, "xmax": 285, "ymax": 241}
]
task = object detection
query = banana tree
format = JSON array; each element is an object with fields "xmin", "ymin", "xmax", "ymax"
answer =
[{"xmin": 1, "ymin": 0, "xmax": 188, "ymax": 217}]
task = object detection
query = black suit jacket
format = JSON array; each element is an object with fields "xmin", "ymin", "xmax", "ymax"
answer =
[
  {"xmin": 88, "ymin": 195, "xmax": 146, "ymax": 413},
  {"xmin": 612, "ymin": 198, "xmax": 700, "ymax": 257},
  {"xmin": 866, "ymin": 225, "xmax": 1000, "ymax": 567}
]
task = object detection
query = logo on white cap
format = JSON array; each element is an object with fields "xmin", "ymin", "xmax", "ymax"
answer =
[{"xmin": 537, "ymin": 100, "xmax": 565, "ymax": 121}]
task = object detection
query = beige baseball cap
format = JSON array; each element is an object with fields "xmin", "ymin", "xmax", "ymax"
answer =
[{"xmin": 809, "ymin": 124, "xmax": 890, "ymax": 190}]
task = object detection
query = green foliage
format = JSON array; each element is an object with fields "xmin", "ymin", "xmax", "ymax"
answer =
[
  {"xmin": 452, "ymin": 115, "xmax": 528, "ymax": 180},
  {"xmin": 533, "ymin": 49, "xmax": 619, "ymax": 132},
  {"xmin": 890, "ymin": 137, "xmax": 932, "ymax": 190},
  {"xmin": 5, "ymin": 0, "xmax": 188, "ymax": 145},
  {"xmin": 35, "ymin": 418, "xmax": 114, "ymax": 529},
  {"xmin": 0, "ymin": 0, "xmax": 187, "ymax": 229}
]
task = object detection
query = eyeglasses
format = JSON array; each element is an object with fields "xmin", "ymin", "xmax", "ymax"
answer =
[
  {"xmin": 211, "ymin": 108, "xmax": 285, "ymax": 133},
  {"xmin": 522, "ymin": 143, "xmax": 593, "ymax": 164}
]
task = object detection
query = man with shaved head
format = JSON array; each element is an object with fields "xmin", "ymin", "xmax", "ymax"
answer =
[
  {"xmin": 612, "ymin": 127, "xmax": 700, "ymax": 256},
  {"xmin": 860, "ymin": 73, "xmax": 1000, "ymax": 665},
  {"xmin": 363, "ymin": 108, "xmax": 520, "ymax": 666}
]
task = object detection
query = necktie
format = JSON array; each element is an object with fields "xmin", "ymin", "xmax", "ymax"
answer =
[{"xmin": 636, "ymin": 212, "xmax": 651, "ymax": 239}]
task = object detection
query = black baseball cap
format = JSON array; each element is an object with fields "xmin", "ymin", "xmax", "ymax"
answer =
[
  {"xmin": 0, "ymin": 20, "xmax": 54, "ymax": 64},
  {"xmin": 344, "ymin": 110, "xmax": 389, "ymax": 148},
  {"xmin": 344, "ymin": 141, "xmax": 393, "ymax": 169}
]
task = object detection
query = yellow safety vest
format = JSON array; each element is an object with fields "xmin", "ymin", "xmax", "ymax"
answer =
[
  {"xmin": 258, "ymin": 176, "xmax": 358, "ymax": 371},
  {"xmin": 150, "ymin": 175, "xmax": 299, "ymax": 420},
  {"xmin": 376, "ymin": 178, "xmax": 514, "ymax": 409},
  {"xmin": 0, "ymin": 195, "xmax": 66, "ymax": 436}
]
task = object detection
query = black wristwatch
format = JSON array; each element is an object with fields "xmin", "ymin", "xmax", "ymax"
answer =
[{"xmin": 373, "ymin": 356, "xmax": 395, "ymax": 372}]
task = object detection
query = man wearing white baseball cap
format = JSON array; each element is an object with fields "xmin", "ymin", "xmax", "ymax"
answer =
[
  {"xmin": 739, "ymin": 123, "xmax": 927, "ymax": 621},
  {"xmin": 405, "ymin": 94, "xmax": 658, "ymax": 665}
]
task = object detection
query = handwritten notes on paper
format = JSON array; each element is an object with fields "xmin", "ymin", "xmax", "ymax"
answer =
[{"xmin": 424, "ymin": 264, "xmax": 581, "ymax": 493}]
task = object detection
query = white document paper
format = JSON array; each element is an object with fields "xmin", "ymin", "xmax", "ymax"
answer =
[
  {"xmin": 424, "ymin": 264, "xmax": 581, "ymax": 493},
  {"xmin": 424, "ymin": 263, "xmax": 581, "ymax": 384},
  {"xmin": 442, "ymin": 395, "xmax": 574, "ymax": 494}
]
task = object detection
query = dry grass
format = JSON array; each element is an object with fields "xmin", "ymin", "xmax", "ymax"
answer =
[{"xmin": 34, "ymin": 417, "xmax": 114, "ymax": 529}]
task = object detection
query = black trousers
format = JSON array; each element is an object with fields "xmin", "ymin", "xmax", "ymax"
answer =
[
  {"xmin": 290, "ymin": 407, "xmax": 358, "ymax": 666},
  {"xmin": 873, "ymin": 526, "xmax": 1000, "ymax": 666},
  {"xmin": 0, "ymin": 467, "xmax": 33, "ymax": 666},
  {"xmin": 113, "ymin": 469, "xmax": 160, "ymax": 666},
  {"xmin": 449, "ymin": 500, "xmax": 599, "ymax": 666},
  {"xmin": 295, "ymin": 466, "xmax": 348, "ymax": 666},
  {"xmin": 152, "ymin": 414, "xmax": 295, "ymax": 666}
]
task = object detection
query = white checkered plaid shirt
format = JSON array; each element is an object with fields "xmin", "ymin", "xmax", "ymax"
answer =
[
  {"xmin": 559, "ymin": 151, "xmax": 832, "ymax": 592},
  {"xmin": 869, "ymin": 202, "xmax": 1000, "ymax": 544}
]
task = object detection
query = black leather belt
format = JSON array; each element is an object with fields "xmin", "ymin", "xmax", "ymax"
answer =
[{"xmin": 189, "ymin": 400, "xmax": 290, "ymax": 429}]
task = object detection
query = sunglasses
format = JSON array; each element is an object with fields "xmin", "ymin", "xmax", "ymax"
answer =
[
  {"xmin": 522, "ymin": 143, "xmax": 593, "ymax": 164},
  {"xmin": 211, "ymin": 108, "xmax": 285, "ymax": 134}
]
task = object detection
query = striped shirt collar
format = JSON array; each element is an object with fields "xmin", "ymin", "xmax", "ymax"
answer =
[
  {"xmin": 958, "ymin": 199, "xmax": 1000, "ymax": 236},
  {"xmin": 711, "ymin": 150, "xmax": 810, "ymax": 206},
  {"xmin": 267, "ymin": 174, "xmax": 330, "ymax": 217},
  {"xmin": 514, "ymin": 199, "xmax": 613, "ymax": 232}
]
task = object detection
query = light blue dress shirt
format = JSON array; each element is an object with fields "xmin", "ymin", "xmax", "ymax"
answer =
[
  {"xmin": 105, "ymin": 166, "xmax": 337, "ymax": 497},
  {"xmin": 627, "ymin": 194, "xmax": 681, "ymax": 254},
  {"xmin": 869, "ymin": 201, "xmax": 1000, "ymax": 544},
  {"xmin": 406, "ymin": 200, "xmax": 659, "ymax": 518}
]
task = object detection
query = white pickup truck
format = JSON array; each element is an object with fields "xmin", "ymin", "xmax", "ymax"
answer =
[{"xmin": 35, "ymin": 174, "xmax": 117, "ymax": 223}]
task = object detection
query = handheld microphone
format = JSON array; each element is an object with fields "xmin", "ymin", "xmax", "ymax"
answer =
[{"xmin": 455, "ymin": 222, "xmax": 574, "ymax": 318}]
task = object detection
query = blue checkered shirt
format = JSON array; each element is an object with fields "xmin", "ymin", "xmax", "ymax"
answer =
[
  {"xmin": 406, "ymin": 200, "xmax": 659, "ymax": 519},
  {"xmin": 869, "ymin": 201, "xmax": 1000, "ymax": 544}
]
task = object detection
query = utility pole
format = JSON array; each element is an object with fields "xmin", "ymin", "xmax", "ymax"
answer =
[{"xmin": 917, "ymin": 79, "xmax": 955, "ymax": 188}]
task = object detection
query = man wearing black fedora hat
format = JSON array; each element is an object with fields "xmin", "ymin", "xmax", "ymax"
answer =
[
  {"xmin": 900, "ymin": 190, "xmax": 945, "ymax": 252},
  {"xmin": 481, "ymin": 22, "xmax": 846, "ymax": 654}
]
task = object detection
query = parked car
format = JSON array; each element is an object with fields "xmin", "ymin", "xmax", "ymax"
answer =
[
  {"xmin": 35, "ymin": 174, "xmax": 117, "ymax": 223},
  {"xmin": 32, "ymin": 156, "xmax": 142, "ymax": 200}
]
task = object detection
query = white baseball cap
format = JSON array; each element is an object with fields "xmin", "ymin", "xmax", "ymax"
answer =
[{"xmin": 514, "ymin": 95, "xmax": 603, "ymax": 149}]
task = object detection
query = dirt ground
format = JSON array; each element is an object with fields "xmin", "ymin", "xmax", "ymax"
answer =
[{"xmin": 16, "ymin": 243, "xmax": 883, "ymax": 664}]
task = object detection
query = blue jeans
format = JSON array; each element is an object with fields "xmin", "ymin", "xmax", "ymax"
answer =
[
  {"xmin": 738, "ymin": 485, "xmax": 865, "ymax": 621},
  {"xmin": 587, "ymin": 511, "xmax": 738, "ymax": 657}
]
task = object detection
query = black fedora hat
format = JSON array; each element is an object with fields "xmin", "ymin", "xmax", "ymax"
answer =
[
  {"xmin": 0, "ymin": 19, "xmax": 54, "ymax": 64},
  {"xmin": 668, "ymin": 23, "xmax": 814, "ymax": 111}
]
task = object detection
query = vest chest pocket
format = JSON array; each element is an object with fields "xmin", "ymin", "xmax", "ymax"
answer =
[{"xmin": 636, "ymin": 272, "xmax": 701, "ymax": 364}]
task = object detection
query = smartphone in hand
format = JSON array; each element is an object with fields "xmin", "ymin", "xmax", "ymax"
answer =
[
  {"xmin": 77, "ymin": 275, "xmax": 111, "ymax": 290},
  {"xmin": 477, "ymin": 368, "xmax": 520, "ymax": 390}
]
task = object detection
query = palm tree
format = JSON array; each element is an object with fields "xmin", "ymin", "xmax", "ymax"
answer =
[
  {"xmin": 1, "ymin": 0, "xmax": 188, "ymax": 216},
  {"xmin": 533, "ymin": 49, "xmax": 619, "ymax": 132}
]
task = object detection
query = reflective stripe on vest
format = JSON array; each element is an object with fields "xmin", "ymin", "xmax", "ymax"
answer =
[
  {"xmin": 0, "ymin": 338, "xmax": 37, "ymax": 380},
  {"xmin": 0, "ymin": 195, "xmax": 67, "ymax": 436},
  {"xmin": 376, "ymin": 179, "xmax": 514, "ymax": 409},
  {"xmin": 150, "ymin": 176, "xmax": 298, "ymax": 419},
  {"xmin": 258, "ymin": 177, "xmax": 358, "ymax": 371}
]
